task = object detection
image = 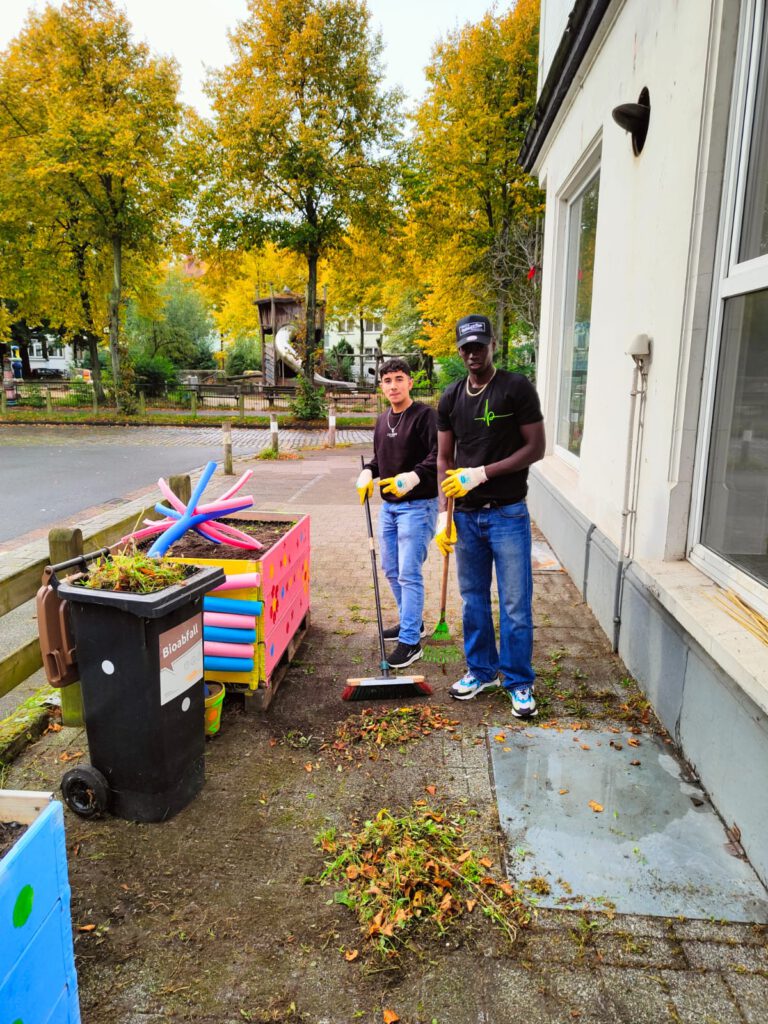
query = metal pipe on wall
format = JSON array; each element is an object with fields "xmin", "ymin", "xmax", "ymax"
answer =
[{"xmin": 612, "ymin": 335, "xmax": 652, "ymax": 651}]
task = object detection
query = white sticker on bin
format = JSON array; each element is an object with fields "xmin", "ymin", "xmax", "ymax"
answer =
[{"xmin": 159, "ymin": 614, "xmax": 204, "ymax": 706}]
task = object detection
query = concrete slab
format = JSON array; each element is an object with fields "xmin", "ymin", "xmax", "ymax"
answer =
[{"xmin": 490, "ymin": 728, "xmax": 768, "ymax": 921}]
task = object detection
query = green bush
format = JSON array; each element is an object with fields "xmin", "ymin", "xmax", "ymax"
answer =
[
  {"xmin": 132, "ymin": 354, "xmax": 178, "ymax": 396},
  {"xmin": 226, "ymin": 338, "xmax": 261, "ymax": 376},
  {"xmin": 290, "ymin": 373, "xmax": 327, "ymax": 420}
]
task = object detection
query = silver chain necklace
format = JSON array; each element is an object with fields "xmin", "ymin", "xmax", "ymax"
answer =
[
  {"xmin": 386, "ymin": 408, "xmax": 406, "ymax": 438},
  {"xmin": 465, "ymin": 367, "xmax": 496, "ymax": 398}
]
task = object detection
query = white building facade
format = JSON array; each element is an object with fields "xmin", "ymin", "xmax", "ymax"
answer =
[{"xmin": 522, "ymin": 0, "xmax": 768, "ymax": 881}]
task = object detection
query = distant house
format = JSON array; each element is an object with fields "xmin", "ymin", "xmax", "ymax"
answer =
[
  {"xmin": 324, "ymin": 316, "xmax": 386, "ymax": 383},
  {"xmin": 521, "ymin": 0, "xmax": 768, "ymax": 881}
]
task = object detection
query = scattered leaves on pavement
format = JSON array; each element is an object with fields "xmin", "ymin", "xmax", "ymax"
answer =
[
  {"xmin": 588, "ymin": 801, "xmax": 604, "ymax": 813},
  {"xmin": 315, "ymin": 804, "xmax": 533, "ymax": 959},
  {"xmin": 327, "ymin": 706, "xmax": 460, "ymax": 761}
]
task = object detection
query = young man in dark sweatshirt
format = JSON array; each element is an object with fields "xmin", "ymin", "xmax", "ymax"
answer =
[{"xmin": 355, "ymin": 359, "xmax": 438, "ymax": 669}]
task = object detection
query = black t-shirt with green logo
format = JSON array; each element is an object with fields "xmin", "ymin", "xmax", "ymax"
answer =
[{"xmin": 437, "ymin": 370, "xmax": 543, "ymax": 509}]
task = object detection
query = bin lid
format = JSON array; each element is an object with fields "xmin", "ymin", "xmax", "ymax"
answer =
[{"xmin": 56, "ymin": 564, "xmax": 225, "ymax": 618}]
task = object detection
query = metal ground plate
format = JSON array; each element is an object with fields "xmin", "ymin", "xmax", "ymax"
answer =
[{"xmin": 490, "ymin": 726, "xmax": 768, "ymax": 921}]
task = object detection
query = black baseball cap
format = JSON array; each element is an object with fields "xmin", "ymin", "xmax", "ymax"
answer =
[{"xmin": 455, "ymin": 314, "xmax": 493, "ymax": 347}]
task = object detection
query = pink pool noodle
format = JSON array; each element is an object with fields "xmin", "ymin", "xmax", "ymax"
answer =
[
  {"xmin": 218, "ymin": 469, "xmax": 254, "ymax": 501},
  {"xmin": 204, "ymin": 612, "xmax": 257, "ymax": 630},
  {"xmin": 204, "ymin": 641, "xmax": 254, "ymax": 659},
  {"xmin": 212, "ymin": 573, "xmax": 261, "ymax": 592}
]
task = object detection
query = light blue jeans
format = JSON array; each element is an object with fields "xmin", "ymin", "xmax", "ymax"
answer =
[
  {"xmin": 378, "ymin": 498, "xmax": 439, "ymax": 645},
  {"xmin": 454, "ymin": 502, "xmax": 535, "ymax": 690}
]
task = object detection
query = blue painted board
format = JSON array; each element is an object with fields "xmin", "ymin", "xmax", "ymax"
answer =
[{"xmin": 0, "ymin": 799, "xmax": 80, "ymax": 1022}]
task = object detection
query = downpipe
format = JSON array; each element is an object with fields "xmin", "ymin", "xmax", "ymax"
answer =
[{"xmin": 612, "ymin": 336, "xmax": 651, "ymax": 652}]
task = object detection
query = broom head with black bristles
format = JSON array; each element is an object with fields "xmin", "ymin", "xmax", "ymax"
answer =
[{"xmin": 342, "ymin": 673, "xmax": 432, "ymax": 701}]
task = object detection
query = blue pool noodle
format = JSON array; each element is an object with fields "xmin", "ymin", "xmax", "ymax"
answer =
[
  {"xmin": 204, "ymin": 596, "xmax": 263, "ymax": 616},
  {"xmin": 204, "ymin": 626, "xmax": 256, "ymax": 644},
  {"xmin": 205, "ymin": 656, "xmax": 255, "ymax": 673}
]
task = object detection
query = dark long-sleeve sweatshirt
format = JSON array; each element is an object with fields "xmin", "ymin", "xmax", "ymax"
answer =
[{"xmin": 364, "ymin": 401, "xmax": 438, "ymax": 502}]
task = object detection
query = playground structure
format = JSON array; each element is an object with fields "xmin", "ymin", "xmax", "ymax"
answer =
[{"xmin": 255, "ymin": 291, "xmax": 356, "ymax": 390}]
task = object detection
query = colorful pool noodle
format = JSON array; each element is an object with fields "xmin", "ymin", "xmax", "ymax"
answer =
[
  {"xmin": 120, "ymin": 466, "xmax": 265, "ymax": 552},
  {"xmin": 156, "ymin": 476, "xmax": 264, "ymax": 551},
  {"xmin": 205, "ymin": 656, "xmax": 254, "ymax": 673},
  {"xmin": 212, "ymin": 573, "xmax": 261, "ymax": 592},
  {"xmin": 204, "ymin": 641, "xmax": 254, "ymax": 659},
  {"xmin": 204, "ymin": 612, "xmax": 257, "ymax": 630},
  {"xmin": 203, "ymin": 596, "xmax": 263, "ymax": 616},
  {"xmin": 204, "ymin": 626, "xmax": 256, "ymax": 645},
  {"xmin": 147, "ymin": 462, "xmax": 219, "ymax": 556}
]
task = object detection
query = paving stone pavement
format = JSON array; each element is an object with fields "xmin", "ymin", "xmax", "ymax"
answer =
[
  {"xmin": 3, "ymin": 445, "xmax": 767, "ymax": 1023},
  {"xmin": 0, "ymin": 423, "xmax": 372, "ymax": 449}
]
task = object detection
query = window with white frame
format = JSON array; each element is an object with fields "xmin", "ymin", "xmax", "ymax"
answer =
[
  {"xmin": 693, "ymin": 1, "xmax": 768, "ymax": 609},
  {"xmin": 556, "ymin": 170, "xmax": 600, "ymax": 458}
]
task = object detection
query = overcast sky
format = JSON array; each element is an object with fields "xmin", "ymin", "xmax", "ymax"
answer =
[{"xmin": 0, "ymin": 0, "xmax": 493, "ymax": 116}]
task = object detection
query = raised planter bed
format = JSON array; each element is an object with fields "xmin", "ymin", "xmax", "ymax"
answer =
[
  {"xmin": 0, "ymin": 790, "xmax": 80, "ymax": 1022},
  {"xmin": 165, "ymin": 512, "xmax": 310, "ymax": 711}
]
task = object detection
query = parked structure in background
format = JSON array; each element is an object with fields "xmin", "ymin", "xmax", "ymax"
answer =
[{"xmin": 521, "ymin": 0, "xmax": 768, "ymax": 882}]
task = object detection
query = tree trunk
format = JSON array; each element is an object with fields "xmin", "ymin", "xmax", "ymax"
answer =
[
  {"xmin": 87, "ymin": 334, "xmax": 103, "ymax": 399},
  {"xmin": 73, "ymin": 243, "xmax": 105, "ymax": 402},
  {"xmin": 304, "ymin": 251, "xmax": 318, "ymax": 380},
  {"xmin": 109, "ymin": 234, "xmax": 122, "ymax": 408}
]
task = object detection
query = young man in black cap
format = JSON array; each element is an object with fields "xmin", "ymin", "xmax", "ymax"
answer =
[
  {"xmin": 435, "ymin": 315, "xmax": 545, "ymax": 716},
  {"xmin": 355, "ymin": 358, "xmax": 438, "ymax": 669}
]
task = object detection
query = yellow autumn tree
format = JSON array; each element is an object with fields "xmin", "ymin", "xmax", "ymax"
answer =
[
  {"xmin": 204, "ymin": 0, "xmax": 402, "ymax": 380},
  {"xmin": 0, "ymin": 0, "xmax": 185, "ymax": 407},
  {"xmin": 410, "ymin": 0, "xmax": 543, "ymax": 360}
]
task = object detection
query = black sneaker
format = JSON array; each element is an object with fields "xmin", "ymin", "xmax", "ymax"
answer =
[
  {"xmin": 386, "ymin": 642, "xmax": 423, "ymax": 669},
  {"xmin": 381, "ymin": 623, "xmax": 426, "ymax": 643}
]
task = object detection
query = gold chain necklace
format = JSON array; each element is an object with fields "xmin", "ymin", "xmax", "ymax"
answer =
[{"xmin": 465, "ymin": 368, "xmax": 496, "ymax": 398}]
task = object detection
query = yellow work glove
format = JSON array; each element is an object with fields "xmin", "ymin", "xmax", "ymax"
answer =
[
  {"xmin": 380, "ymin": 471, "xmax": 420, "ymax": 498},
  {"xmin": 434, "ymin": 510, "xmax": 457, "ymax": 557},
  {"xmin": 441, "ymin": 466, "xmax": 488, "ymax": 499},
  {"xmin": 355, "ymin": 467, "xmax": 374, "ymax": 504}
]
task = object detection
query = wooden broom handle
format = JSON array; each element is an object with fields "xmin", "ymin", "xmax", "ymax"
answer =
[{"xmin": 439, "ymin": 497, "xmax": 454, "ymax": 613}]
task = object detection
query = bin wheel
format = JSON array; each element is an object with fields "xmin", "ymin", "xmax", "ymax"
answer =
[{"xmin": 61, "ymin": 765, "xmax": 109, "ymax": 818}]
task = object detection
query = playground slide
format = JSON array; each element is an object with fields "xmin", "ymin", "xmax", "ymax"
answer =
[{"xmin": 275, "ymin": 325, "xmax": 357, "ymax": 389}]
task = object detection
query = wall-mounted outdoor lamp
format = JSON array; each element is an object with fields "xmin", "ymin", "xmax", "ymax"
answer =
[{"xmin": 612, "ymin": 86, "xmax": 650, "ymax": 156}]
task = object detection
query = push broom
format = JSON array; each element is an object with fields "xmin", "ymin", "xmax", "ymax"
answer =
[
  {"xmin": 342, "ymin": 459, "xmax": 432, "ymax": 701},
  {"xmin": 422, "ymin": 496, "xmax": 462, "ymax": 666}
]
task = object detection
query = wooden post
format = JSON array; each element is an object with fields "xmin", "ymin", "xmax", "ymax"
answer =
[
  {"xmin": 1, "ymin": 385, "xmax": 7, "ymax": 414},
  {"xmin": 270, "ymin": 413, "xmax": 279, "ymax": 455},
  {"xmin": 138, "ymin": 388, "xmax": 146, "ymax": 415},
  {"xmin": 190, "ymin": 391, "xmax": 198, "ymax": 417},
  {"xmin": 45, "ymin": 386, "xmax": 52, "ymax": 413},
  {"xmin": 238, "ymin": 387, "xmax": 245, "ymax": 421},
  {"xmin": 168, "ymin": 474, "xmax": 191, "ymax": 507},
  {"xmin": 223, "ymin": 420, "xmax": 234, "ymax": 475},
  {"xmin": 48, "ymin": 528, "xmax": 85, "ymax": 728},
  {"xmin": 328, "ymin": 401, "xmax": 336, "ymax": 447}
]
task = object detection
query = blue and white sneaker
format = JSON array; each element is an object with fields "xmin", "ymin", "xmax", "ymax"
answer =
[
  {"xmin": 449, "ymin": 672, "xmax": 500, "ymax": 701},
  {"xmin": 508, "ymin": 685, "xmax": 537, "ymax": 718}
]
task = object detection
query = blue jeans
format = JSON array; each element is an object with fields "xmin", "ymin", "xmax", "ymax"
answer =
[
  {"xmin": 378, "ymin": 498, "xmax": 438, "ymax": 645},
  {"xmin": 454, "ymin": 502, "xmax": 535, "ymax": 690}
]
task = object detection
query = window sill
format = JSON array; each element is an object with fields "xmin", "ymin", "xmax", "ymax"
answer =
[{"xmin": 633, "ymin": 557, "xmax": 768, "ymax": 717}]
